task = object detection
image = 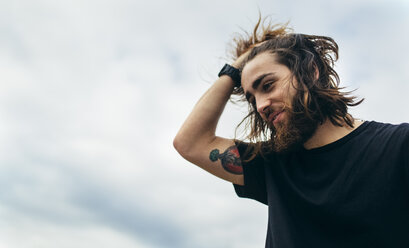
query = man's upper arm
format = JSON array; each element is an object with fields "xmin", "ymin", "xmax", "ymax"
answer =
[{"xmin": 175, "ymin": 136, "xmax": 244, "ymax": 185}]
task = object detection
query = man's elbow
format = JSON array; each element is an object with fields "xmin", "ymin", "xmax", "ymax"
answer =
[
  {"xmin": 173, "ymin": 135, "xmax": 191, "ymax": 159},
  {"xmin": 173, "ymin": 133, "xmax": 212, "ymax": 161}
]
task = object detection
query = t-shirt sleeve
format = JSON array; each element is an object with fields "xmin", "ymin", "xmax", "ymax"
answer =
[
  {"xmin": 401, "ymin": 124, "xmax": 409, "ymax": 183},
  {"xmin": 233, "ymin": 140, "xmax": 268, "ymax": 205}
]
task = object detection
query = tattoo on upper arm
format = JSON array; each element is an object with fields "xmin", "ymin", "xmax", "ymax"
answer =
[{"xmin": 209, "ymin": 145, "xmax": 243, "ymax": 175}]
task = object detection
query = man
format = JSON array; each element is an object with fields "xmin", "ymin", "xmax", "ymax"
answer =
[{"xmin": 173, "ymin": 19, "xmax": 409, "ymax": 247}]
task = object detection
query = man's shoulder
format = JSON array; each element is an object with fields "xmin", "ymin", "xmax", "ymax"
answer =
[
  {"xmin": 360, "ymin": 120, "xmax": 408, "ymax": 131},
  {"xmin": 363, "ymin": 120, "xmax": 409, "ymax": 143},
  {"xmin": 366, "ymin": 120, "xmax": 409, "ymax": 131}
]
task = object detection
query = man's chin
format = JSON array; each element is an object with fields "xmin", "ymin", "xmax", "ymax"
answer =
[
  {"xmin": 269, "ymin": 115, "xmax": 319, "ymax": 154},
  {"xmin": 271, "ymin": 127, "xmax": 303, "ymax": 153}
]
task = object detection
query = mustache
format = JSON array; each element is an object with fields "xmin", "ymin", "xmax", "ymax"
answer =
[{"xmin": 266, "ymin": 102, "xmax": 320, "ymax": 153}]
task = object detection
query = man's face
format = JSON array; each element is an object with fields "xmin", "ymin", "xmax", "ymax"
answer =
[
  {"xmin": 241, "ymin": 52, "xmax": 295, "ymax": 129},
  {"xmin": 241, "ymin": 52, "xmax": 318, "ymax": 153}
]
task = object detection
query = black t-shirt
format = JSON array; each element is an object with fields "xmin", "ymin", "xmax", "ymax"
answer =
[{"xmin": 234, "ymin": 121, "xmax": 409, "ymax": 248}]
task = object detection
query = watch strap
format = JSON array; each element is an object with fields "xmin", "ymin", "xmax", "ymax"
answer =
[{"xmin": 218, "ymin": 64, "xmax": 241, "ymax": 88}]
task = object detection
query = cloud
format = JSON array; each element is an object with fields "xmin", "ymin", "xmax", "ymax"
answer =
[{"xmin": 0, "ymin": 0, "xmax": 408, "ymax": 247}]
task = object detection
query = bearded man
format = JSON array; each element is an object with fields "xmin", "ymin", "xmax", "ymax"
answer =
[{"xmin": 173, "ymin": 18, "xmax": 409, "ymax": 248}]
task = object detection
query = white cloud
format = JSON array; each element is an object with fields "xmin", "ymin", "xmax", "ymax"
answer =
[{"xmin": 1, "ymin": 0, "xmax": 408, "ymax": 247}]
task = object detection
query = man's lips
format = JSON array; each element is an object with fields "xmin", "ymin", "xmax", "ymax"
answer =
[{"xmin": 268, "ymin": 110, "xmax": 284, "ymax": 124}]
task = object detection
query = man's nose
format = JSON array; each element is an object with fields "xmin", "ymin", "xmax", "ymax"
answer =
[{"xmin": 257, "ymin": 99, "xmax": 270, "ymax": 116}]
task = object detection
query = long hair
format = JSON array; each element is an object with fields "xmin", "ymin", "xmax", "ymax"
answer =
[{"xmin": 231, "ymin": 17, "xmax": 363, "ymax": 161}]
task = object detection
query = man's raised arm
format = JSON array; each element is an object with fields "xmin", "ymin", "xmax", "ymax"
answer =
[{"xmin": 173, "ymin": 58, "xmax": 247, "ymax": 185}]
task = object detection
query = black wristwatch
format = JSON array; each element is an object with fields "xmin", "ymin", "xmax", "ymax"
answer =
[{"xmin": 218, "ymin": 64, "xmax": 241, "ymax": 88}]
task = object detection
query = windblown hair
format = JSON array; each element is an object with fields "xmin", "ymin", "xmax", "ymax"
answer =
[{"xmin": 231, "ymin": 17, "xmax": 363, "ymax": 160}]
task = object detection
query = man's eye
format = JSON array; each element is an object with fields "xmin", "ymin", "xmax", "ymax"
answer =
[{"xmin": 262, "ymin": 82, "xmax": 273, "ymax": 91}]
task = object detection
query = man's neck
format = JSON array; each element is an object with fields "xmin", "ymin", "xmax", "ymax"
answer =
[{"xmin": 303, "ymin": 118, "xmax": 363, "ymax": 150}]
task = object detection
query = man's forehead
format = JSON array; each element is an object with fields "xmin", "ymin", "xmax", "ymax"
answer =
[
  {"xmin": 242, "ymin": 55, "xmax": 279, "ymax": 91},
  {"xmin": 242, "ymin": 53, "xmax": 277, "ymax": 80}
]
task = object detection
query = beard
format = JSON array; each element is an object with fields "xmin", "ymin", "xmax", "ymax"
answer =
[{"xmin": 269, "ymin": 105, "xmax": 319, "ymax": 154}]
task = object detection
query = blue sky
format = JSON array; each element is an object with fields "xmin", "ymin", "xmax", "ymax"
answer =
[{"xmin": 1, "ymin": 0, "xmax": 408, "ymax": 247}]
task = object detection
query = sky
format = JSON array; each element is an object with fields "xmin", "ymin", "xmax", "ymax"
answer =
[{"xmin": 0, "ymin": 0, "xmax": 408, "ymax": 247}]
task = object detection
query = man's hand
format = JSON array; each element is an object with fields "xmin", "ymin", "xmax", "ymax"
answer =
[
  {"xmin": 232, "ymin": 49, "xmax": 252, "ymax": 69},
  {"xmin": 231, "ymin": 41, "xmax": 266, "ymax": 69}
]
